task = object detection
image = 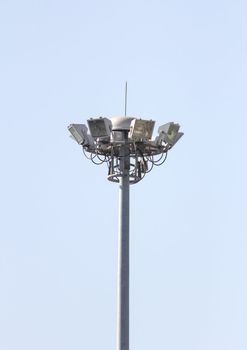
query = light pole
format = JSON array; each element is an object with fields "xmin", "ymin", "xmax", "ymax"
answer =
[{"xmin": 68, "ymin": 114, "xmax": 183, "ymax": 350}]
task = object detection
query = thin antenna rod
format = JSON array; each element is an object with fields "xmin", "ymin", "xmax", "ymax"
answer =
[{"xmin": 124, "ymin": 81, "xmax": 127, "ymax": 117}]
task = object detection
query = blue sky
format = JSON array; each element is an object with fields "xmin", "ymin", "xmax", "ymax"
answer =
[{"xmin": 0, "ymin": 0, "xmax": 247, "ymax": 349}]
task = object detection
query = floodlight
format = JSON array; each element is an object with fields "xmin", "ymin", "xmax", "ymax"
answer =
[
  {"xmin": 87, "ymin": 117, "xmax": 112, "ymax": 139},
  {"xmin": 129, "ymin": 119, "xmax": 155, "ymax": 141},
  {"xmin": 157, "ymin": 122, "xmax": 183, "ymax": 146},
  {"xmin": 68, "ymin": 124, "xmax": 89, "ymax": 145},
  {"xmin": 158, "ymin": 122, "xmax": 180, "ymax": 135}
]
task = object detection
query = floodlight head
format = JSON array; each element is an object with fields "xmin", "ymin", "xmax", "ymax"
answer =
[
  {"xmin": 158, "ymin": 122, "xmax": 180, "ymax": 135},
  {"xmin": 158, "ymin": 122, "xmax": 183, "ymax": 146},
  {"xmin": 68, "ymin": 124, "xmax": 89, "ymax": 145},
  {"xmin": 87, "ymin": 117, "xmax": 112, "ymax": 139},
  {"xmin": 129, "ymin": 119, "xmax": 155, "ymax": 141}
]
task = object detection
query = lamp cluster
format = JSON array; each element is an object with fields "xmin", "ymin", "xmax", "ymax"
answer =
[{"xmin": 68, "ymin": 116, "xmax": 183, "ymax": 184}]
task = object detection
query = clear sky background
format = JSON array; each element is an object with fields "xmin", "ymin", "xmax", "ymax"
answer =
[{"xmin": 0, "ymin": 0, "xmax": 247, "ymax": 349}]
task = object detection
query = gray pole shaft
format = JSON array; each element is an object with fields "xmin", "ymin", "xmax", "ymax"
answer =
[{"xmin": 117, "ymin": 132, "xmax": 130, "ymax": 350}]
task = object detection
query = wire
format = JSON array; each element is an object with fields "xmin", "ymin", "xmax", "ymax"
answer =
[
  {"xmin": 144, "ymin": 159, "xmax": 154, "ymax": 173},
  {"xmin": 81, "ymin": 139, "xmax": 169, "ymax": 184},
  {"xmin": 153, "ymin": 152, "xmax": 168, "ymax": 166},
  {"xmin": 83, "ymin": 147, "xmax": 96, "ymax": 160},
  {"xmin": 150, "ymin": 152, "xmax": 164, "ymax": 164}
]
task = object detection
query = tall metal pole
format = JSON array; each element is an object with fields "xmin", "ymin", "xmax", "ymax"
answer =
[
  {"xmin": 117, "ymin": 131, "xmax": 130, "ymax": 350},
  {"xmin": 69, "ymin": 114, "xmax": 183, "ymax": 350}
]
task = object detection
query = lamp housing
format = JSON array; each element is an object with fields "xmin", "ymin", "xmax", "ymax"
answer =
[
  {"xmin": 68, "ymin": 124, "xmax": 89, "ymax": 145},
  {"xmin": 158, "ymin": 122, "xmax": 183, "ymax": 146},
  {"xmin": 87, "ymin": 117, "xmax": 112, "ymax": 139},
  {"xmin": 129, "ymin": 119, "xmax": 155, "ymax": 141}
]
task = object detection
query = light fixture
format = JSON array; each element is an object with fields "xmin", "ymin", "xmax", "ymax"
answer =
[
  {"xmin": 129, "ymin": 118, "xmax": 155, "ymax": 141},
  {"xmin": 157, "ymin": 122, "xmax": 183, "ymax": 146},
  {"xmin": 67, "ymin": 124, "xmax": 89, "ymax": 145},
  {"xmin": 87, "ymin": 117, "xmax": 112, "ymax": 139}
]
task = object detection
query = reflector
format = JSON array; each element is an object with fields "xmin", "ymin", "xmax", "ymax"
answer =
[
  {"xmin": 129, "ymin": 119, "xmax": 155, "ymax": 141},
  {"xmin": 158, "ymin": 122, "xmax": 183, "ymax": 146},
  {"xmin": 87, "ymin": 117, "xmax": 112, "ymax": 139},
  {"xmin": 68, "ymin": 124, "xmax": 88, "ymax": 145}
]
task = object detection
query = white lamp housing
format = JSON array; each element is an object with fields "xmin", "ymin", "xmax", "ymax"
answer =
[
  {"xmin": 157, "ymin": 122, "xmax": 183, "ymax": 146},
  {"xmin": 87, "ymin": 117, "xmax": 112, "ymax": 139},
  {"xmin": 68, "ymin": 124, "xmax": 90, "ymax": 145},
  {"xmin": 129, "ymin": 119, "xmax": 155, "ymax": 141}
]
